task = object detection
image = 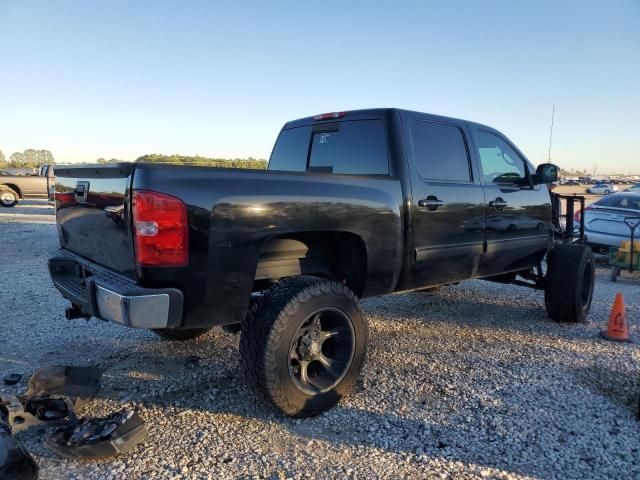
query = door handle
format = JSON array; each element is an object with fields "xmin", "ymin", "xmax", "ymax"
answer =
[
  {"xmin": 489, "ymin": 198, "xmax": 508, "ymax": 210},
  {"xmin": 418, "ymin": 196, "xmax": 444, "ymax": 211}
]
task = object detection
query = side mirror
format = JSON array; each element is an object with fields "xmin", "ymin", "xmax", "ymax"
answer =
[{"xmin": 533, "ymin": 163, "xmax": 559, "ymax": 185}]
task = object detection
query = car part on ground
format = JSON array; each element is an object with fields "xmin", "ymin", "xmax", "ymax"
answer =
[
  {"xmin": 544, "ymin": 243, "xmax": 595, "ymax": 322},
  {"xmin": 24, "ymin": 365, "xmax": 102, "ymax": 401},
  {"xmin": 0, "ymin": 395, "xmax": 76, "ymax": 434},
  {"xmin": 240, "ymin": 276, "xmax": 368, "ymax": 417},
  {"xmin": 45, "ymin": 410, "xmax": 148, "ymax": 459},
  {"xmin": 0, "ymin": 363, "xmax": 146, "ymax": 466},
  {"xmin": 3, "ymin": 374, "xmax": 21, "ymax": 386},
  {"xmin": 0, "ymin": 415, "xmax": 38, "ymax": 480}
]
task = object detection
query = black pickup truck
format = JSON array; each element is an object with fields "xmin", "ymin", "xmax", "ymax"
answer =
[{"xmin": 48, "ymin": 108, "xmax": 594, "ymax": 417}]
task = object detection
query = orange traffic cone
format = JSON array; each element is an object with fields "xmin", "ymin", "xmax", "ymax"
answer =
[{"xmin": 601, "ymin": 293, "xmax": 631, "ymax": 342}]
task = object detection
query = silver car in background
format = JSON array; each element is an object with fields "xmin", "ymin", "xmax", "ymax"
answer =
[
  {"xmin": 580, "ymin": 192, "xmax": 640, "ymax": 250},
  {"xmin": 585, "ymin": 183, "xmax": 618, "ymax": 195}
]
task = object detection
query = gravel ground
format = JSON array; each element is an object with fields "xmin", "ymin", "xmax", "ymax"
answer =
[{"xmin": 1, "ymin": 200, "xmax": 639, "ymax": 480}]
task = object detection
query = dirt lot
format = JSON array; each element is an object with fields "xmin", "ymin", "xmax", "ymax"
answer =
[
  {"xmin": 552, "ymin": 184, "xmax": 599, "ymax": 204},
  {"xmin": 1, "ymin": 201, "xmax": 639, "ymax": 480}
]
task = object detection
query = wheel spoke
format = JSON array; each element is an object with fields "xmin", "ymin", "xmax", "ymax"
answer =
[
  {"xmin": 299, "ymin": 360, "xmax": 318, "ymax": 391},
  {"xmin": 311, "ymin": 313, "xmax": 322, "ymax": 331},
  {"xmin": 319, "ymin": 329, "xmax": 339, "ymax": 342},
  {"xmin": 316, "ymin": 353, "xmax": 340, "ymax": 379}
]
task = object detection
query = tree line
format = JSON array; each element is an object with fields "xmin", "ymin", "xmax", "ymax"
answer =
[
  {"xmin": 0, "ymin": 149, "xmax": 55, "ymax": 169},
  {"xmin": 134, "ymin": 154, "xmax": 267, "ymax": 169},
  {"xmin": 0, "ymin": 150, "xmax": 267, "ymax": 170}
]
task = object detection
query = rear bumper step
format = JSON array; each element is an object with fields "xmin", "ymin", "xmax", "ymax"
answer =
[{"xmin": 47, "ymin": 250, "xmax": 183, "ymax": 329}]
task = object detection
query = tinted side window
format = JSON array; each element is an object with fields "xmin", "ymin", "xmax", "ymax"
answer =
[
  {"xmin": 475, "ymin": 131, "xmax": 528, "ymax": 185},
  {"xmin": 411, "ymin": 121, "xmax": 471, "ymax": 182},
  {"xmin": 308, "ymin": 120, "xmax": 388, "ymax": 175},
  {"xmin": 268, "ymin": 126, "xmax": 311, "ymax": 172}
]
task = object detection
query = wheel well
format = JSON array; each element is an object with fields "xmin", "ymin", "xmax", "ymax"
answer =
[
  {"xmin": 254, "ymin": 232, "xmax": 367, "ymax": 297},
  {"xmin": 0, "ymin": 184, "xmax": 22, "ymax": 198}
]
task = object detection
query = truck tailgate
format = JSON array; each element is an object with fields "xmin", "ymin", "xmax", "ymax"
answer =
[{"xmin": 54, "ymin": 163, "xmax": 136, "ymax": 278}]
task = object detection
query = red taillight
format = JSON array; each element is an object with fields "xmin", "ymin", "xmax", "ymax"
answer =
[
  {"xmin": 132, "ymin": 190, "xmax": 189, "ymax": 267},
  {"xmin": 313, "ymin": 112, "xmax": 345, "ymax": 120}
]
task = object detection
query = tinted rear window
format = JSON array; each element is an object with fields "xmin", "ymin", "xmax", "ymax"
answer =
[
  {"xmin": 268, "ymin": 126, "xmax": 311, "ymax": 172},
  {"xmin": 308, "ymin": 120, "xmax": 389, "ymax": 175},
  {"xmin": 411, "ymin": 121, "xmax": 471, "ymax": 182},
  {"xmin": 595, "ymin": 194, "xmax": 640, "ymax": 210}
]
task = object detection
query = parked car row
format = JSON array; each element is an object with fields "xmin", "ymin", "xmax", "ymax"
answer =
[{"xmin": 558, "ymin": 178, "xmax": 637, "ymax": 186}]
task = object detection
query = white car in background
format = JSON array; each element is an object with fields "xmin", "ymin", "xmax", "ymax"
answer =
[
  {"xmin": 624, "ymin": 183, "xmax": 640, "ymax": 193},
  {"xmin": 580, "ymin": 192, "xmax": 640, "ymax": 250},
  {"xmin": 586, "ymin": 183, "xmax": 618, "ymax": 195}
]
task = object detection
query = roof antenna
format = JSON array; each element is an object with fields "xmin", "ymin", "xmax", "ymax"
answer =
[{"xmin": 547, "ymin": 104, "xmax": 555, "ymax": 162}]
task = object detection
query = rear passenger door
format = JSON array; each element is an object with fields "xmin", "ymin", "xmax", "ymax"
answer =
[
  {"xmin": 470, "ymin": 129, "xmax": 552, "ymax": 275},
  {"xmin": 407, "ymin": 119, "xmax": 486, "ymax": 288}
]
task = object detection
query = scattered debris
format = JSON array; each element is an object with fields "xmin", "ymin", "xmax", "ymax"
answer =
[
  {"xmin": 24, "ymin": 365, "xmax": 102, "ymax": 400},
  {"xmin": 2, "ymin": 374, "xmax": 21, "ymax": 386},
  {"xmin": 1, "ymin": 364, "xmax": 146, "ymax": 468},
  {"xmin": 0, "ymin": 413, "xmax": 38, "ymax": 480},
  {"xmin": 46, "ymin": 410, "xmax": 148, "ymax": 459}
]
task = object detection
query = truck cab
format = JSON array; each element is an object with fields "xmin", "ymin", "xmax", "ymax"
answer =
[{"xmin": 270, "ymin": 109, "xmax": 553, "ymax": 289}]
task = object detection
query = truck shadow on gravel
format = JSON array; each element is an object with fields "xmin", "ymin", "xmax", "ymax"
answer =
[
  {"xmin": 572, "ymin": 362, "xmax": 640, "ymax": 414},
  {"xmin": 364, "ymin": 288, "xmax": 577, "ymax": 339}
]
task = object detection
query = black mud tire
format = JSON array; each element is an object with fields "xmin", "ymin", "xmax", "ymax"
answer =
[
  {"xmin": 0, "ymin": 187, "xmax": 19, "ymax": 207},
  {"xmin": 240, "ymin": 275, "xmax": 368, "ymax": 417},
  {"xmin": 545, "ymin": 243, "xmax": 595, "ymax": 322},
  {"xmin": 152, "ymin": 327, "xmax": 212, "ymax": 341}
]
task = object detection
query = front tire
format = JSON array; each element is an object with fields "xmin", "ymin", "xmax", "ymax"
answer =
[
  {"xmin": 0, "ymin": 187, "xmax": 18, "ymax": 207},
  {"xmin": 152, "ymin": 327, "xmax": 212, "ymax": 341},
  {"xmin": 240, "ymin": 276, "xmax": 368, "ymax": 417},
  {"xmin": 545, "ymin": 244, "xmax": 595, "ymax": 322}
]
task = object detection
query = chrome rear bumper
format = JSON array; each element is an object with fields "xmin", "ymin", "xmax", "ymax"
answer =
[{"xmin": 48, "ymin": 250, "xmax": 183, "ymax": 329}]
